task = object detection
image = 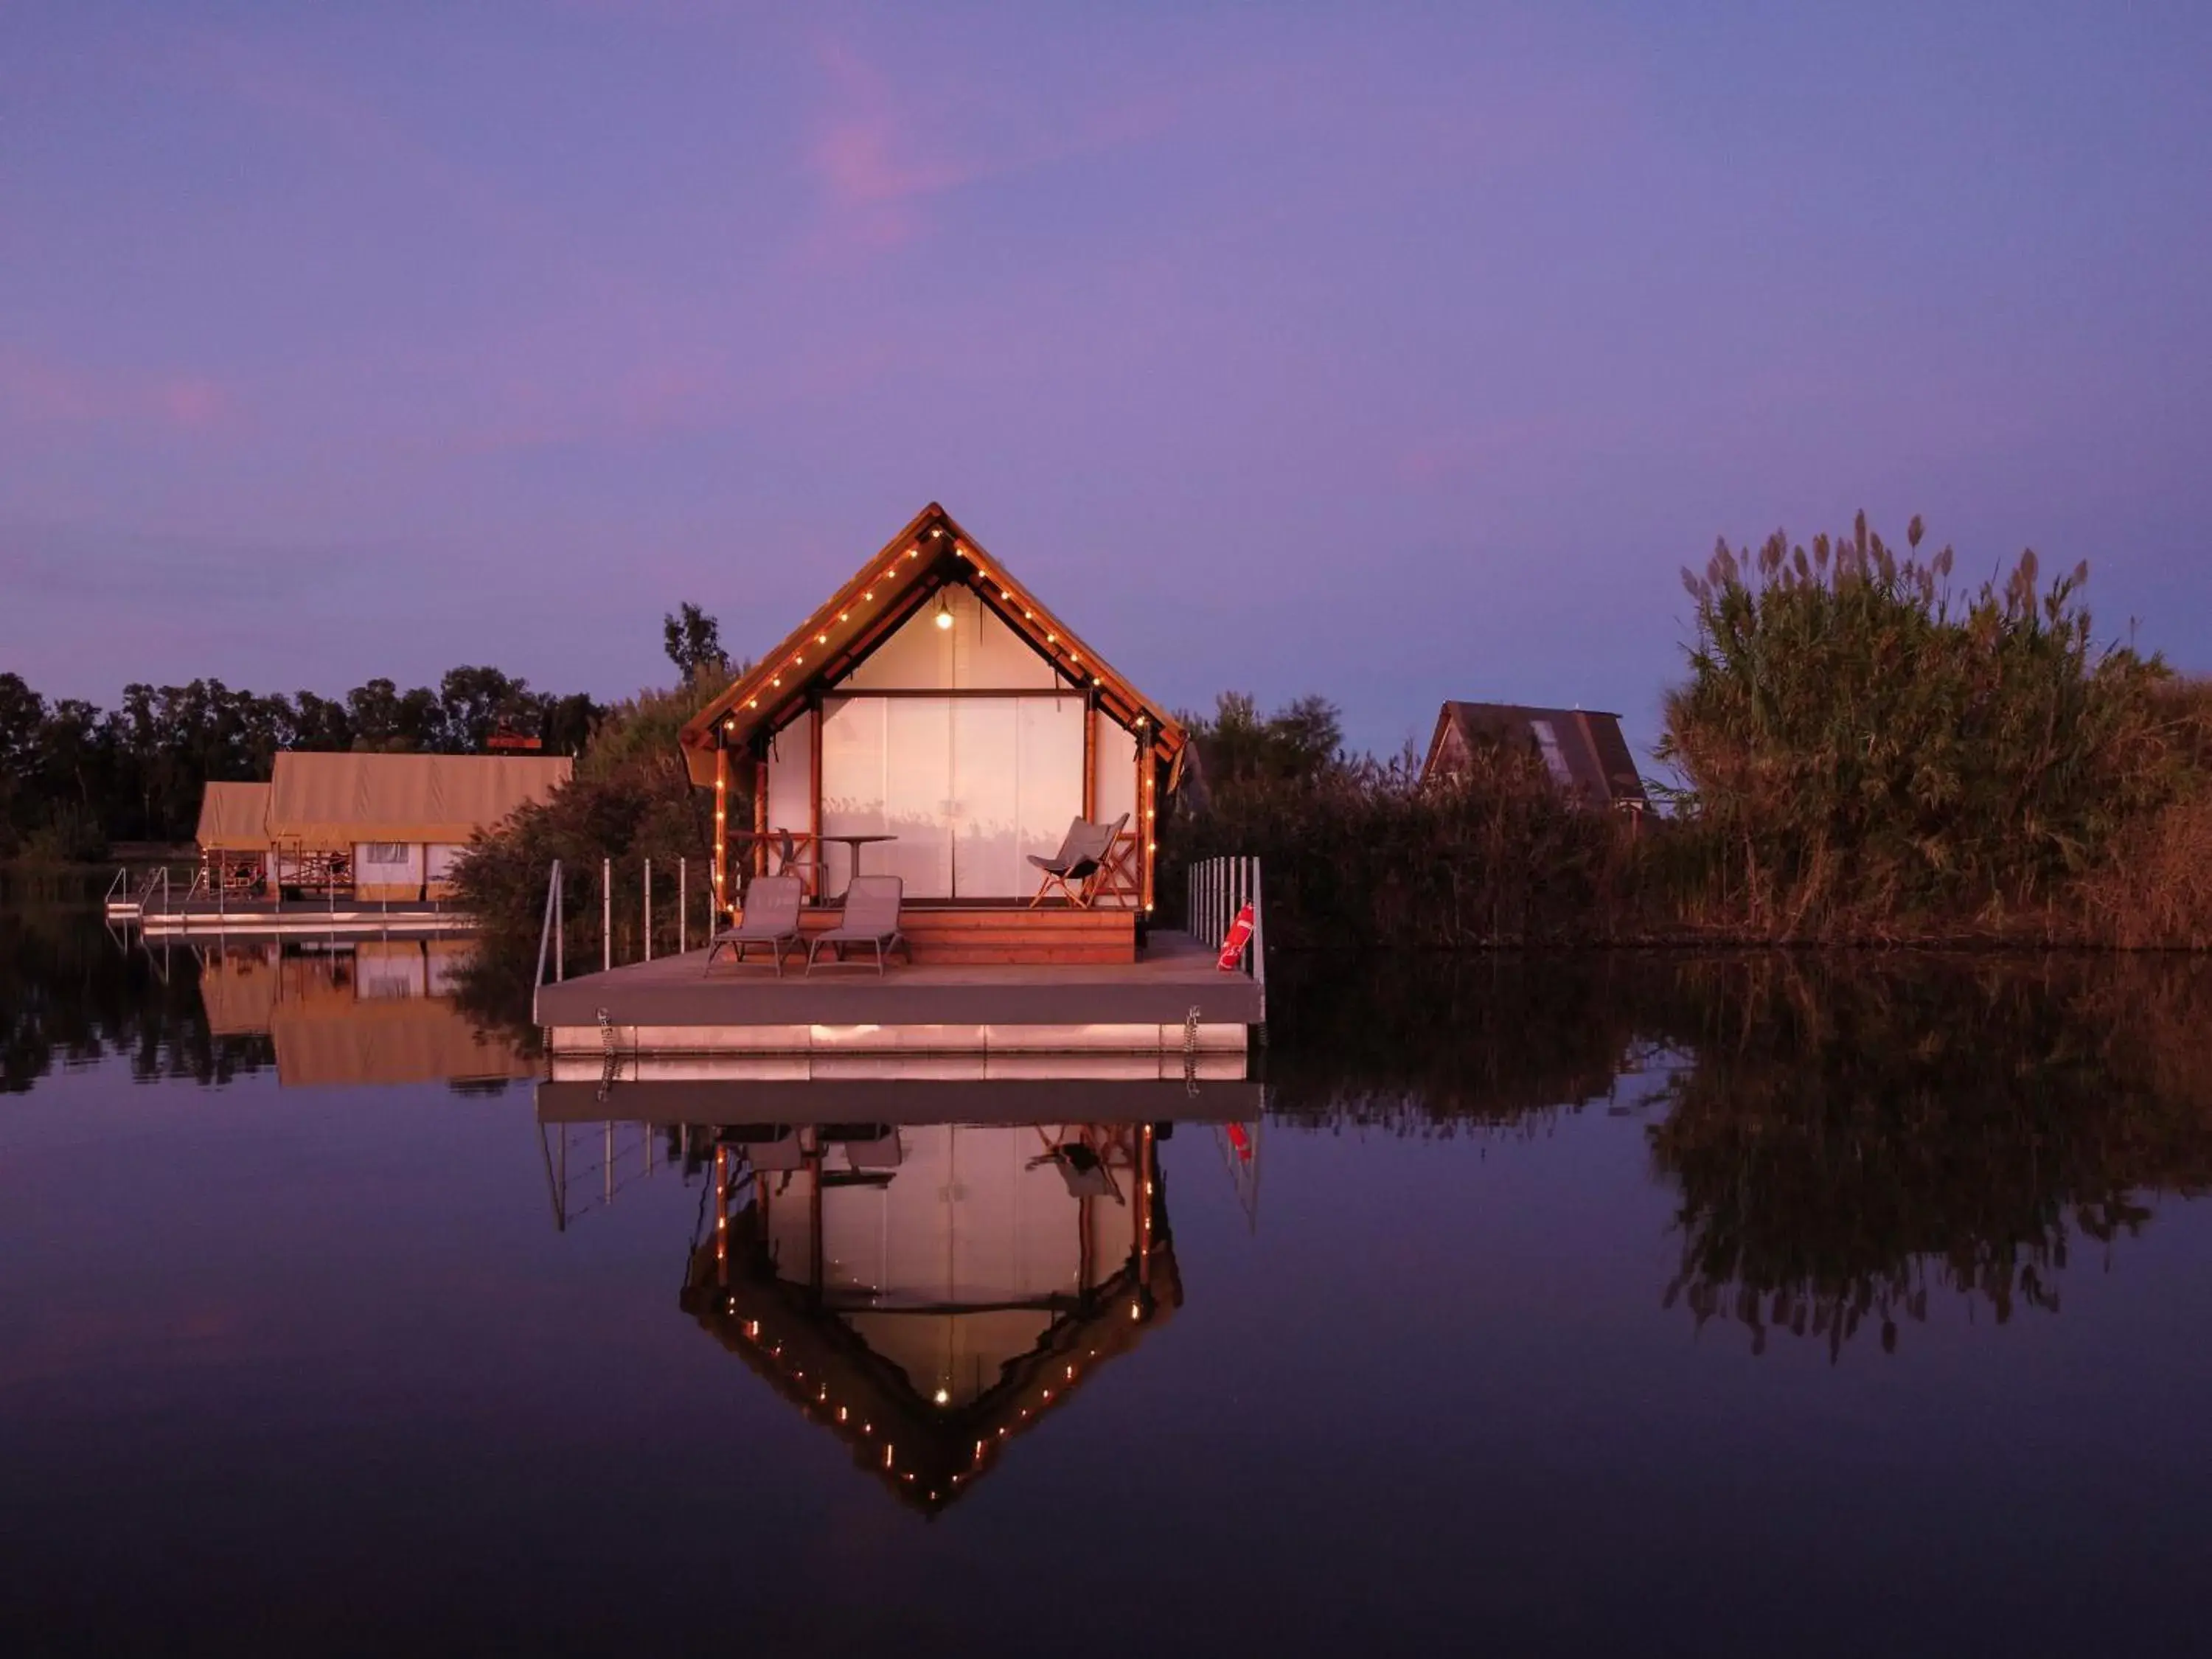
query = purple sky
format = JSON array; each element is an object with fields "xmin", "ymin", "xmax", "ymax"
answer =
[{"xmin": 4, "ymin": 2, "xmax": 2208, "ymax": 762}]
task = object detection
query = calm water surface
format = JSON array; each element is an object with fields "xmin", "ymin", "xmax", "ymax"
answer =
[{"xmin": 4, "ymin": 894, "xmax": 2210, "ymax": 1658}]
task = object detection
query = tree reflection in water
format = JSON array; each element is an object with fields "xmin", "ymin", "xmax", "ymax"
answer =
[
  {"xmin": 0, "ymin": 877, "xmax": 525, "ymax": 1093},
  {"xmin": 0, "ymin": 881, "xmax": 274, "ymax": 1091},
  {"xmin": 1269, "ymin": 950, "xmax": 2212, "ymax": 1357},
  {"xmin": 1647, "ymin": 955, "xmax": 2212, "ymax": 1359}
]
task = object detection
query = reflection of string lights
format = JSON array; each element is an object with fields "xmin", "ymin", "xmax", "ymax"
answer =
[{"xmin": 711, "ymin": 1134, "xmax": 1152, "ymax": 1510}]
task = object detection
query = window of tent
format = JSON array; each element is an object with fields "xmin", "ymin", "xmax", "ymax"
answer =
[{"xmin": 1528, "ymin": 720, "xmax": 1576, "ymax": 790}]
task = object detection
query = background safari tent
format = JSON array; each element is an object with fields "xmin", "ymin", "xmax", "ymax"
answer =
[{"xmin": 193, "ymin": 752, "xmax": 573, "ymax": 902}]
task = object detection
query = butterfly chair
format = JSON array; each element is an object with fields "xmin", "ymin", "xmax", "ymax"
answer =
[
  {"xmin": 703, "ymin": 874, "xmax": 805, "ymax": 977},
  {"xmin": 805, "ymin": 874, "xmax": 911, "ymax": 975},
  {"xmin": 1026, "ymin": 813, "xmax": 1128, "ymax": 908}
]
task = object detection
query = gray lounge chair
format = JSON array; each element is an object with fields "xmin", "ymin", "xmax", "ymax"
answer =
[
  {"xmin": 703, "ymin": 874, "xmax": 804, "ymax": 976},
  {"xmin": 805, "ymin": 874, "xmax": 910, "ymax": 975},
  {"xmin": 1026, "ymin": 813, "xmax": 1128, "ymax": 908}
]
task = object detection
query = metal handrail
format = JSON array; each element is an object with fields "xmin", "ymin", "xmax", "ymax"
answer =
[
  {"xmin": 1184, "ymin": 855, "xmax": 1266, "ymax": 997},
  {"xmin": 532, "ymin": 859, "xmax": 563, "ymax": 1023}
]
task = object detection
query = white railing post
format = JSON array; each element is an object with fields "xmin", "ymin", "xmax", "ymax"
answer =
[
  {"xmin": 532, "ymin": 858, "xmax": 563, "ymax": 1024},
  {"xmin": 554, "ymin": 863, "xmax": 563, "ymax": 982},
  {"xmin": 602, "ymin": 857, "xmax": 612, "ymax": 973},
  {"xmin": 1250, "ymin": 859, "xmax": 1266, "ymax": 998},
  {"xmin": 678, "ymin": 858, "xmax": 687, "ymax": 956},
  {"xmin": 644, "ymin": 858, "xmax": 653, "ymax": 963}
]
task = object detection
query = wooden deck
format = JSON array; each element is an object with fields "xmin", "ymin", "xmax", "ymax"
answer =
[
  {"xmin": 535, "ymin": 928, "xmax": 1263, "ymax": 1056},
  {"xmin": 794, "ymin": 904, "xmax": 1133, "ymax": 964}
]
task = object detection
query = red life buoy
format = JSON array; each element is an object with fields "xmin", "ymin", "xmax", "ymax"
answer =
[{"xmin": 1217, "ymin": 902, "xmax": 1255, "ymax": 971}]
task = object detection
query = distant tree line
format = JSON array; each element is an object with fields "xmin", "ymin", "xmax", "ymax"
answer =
[{"xmin": 1, "ymin": 602, "xmax": 735, "ymax": 863}]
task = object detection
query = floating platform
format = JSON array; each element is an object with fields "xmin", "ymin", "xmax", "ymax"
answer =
[
  {"xmin": 128, "ymin": 900, "xmax": 474, "ymax": 939},
  {"xmin": 535, "ymin": 929, "xmax": 1263, "ymax": 1057},
  {"xmin": 538, "ymin": 1067, "xmax": 1258, "ymax": 1124}
]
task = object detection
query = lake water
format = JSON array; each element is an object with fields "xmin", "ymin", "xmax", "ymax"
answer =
[{"xmin": 4, "ymin": 894, "xmax": 2210, "ymax": 1658}]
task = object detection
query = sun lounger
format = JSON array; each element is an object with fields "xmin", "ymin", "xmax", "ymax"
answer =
[
  {"xmin": 805, "ymin": 874, "xmax": 911, "ymax": 975},
  {"xmin": 703, "ymin": 874, "xmax": 804, "ymax": 976}
]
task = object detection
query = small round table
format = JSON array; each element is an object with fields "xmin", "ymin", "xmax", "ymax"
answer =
[{"xmin": 816, "ymin": 834, "xmax": 898, "ymax": 900}]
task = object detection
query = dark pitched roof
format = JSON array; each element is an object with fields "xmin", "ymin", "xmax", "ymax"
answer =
[{"xmin": 1422, "ymin": 702, "xmax": 1648, "ymax": 809}]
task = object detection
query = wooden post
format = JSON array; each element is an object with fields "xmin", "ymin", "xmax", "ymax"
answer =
[
  {"xmin": 808, "ymin": 700, "xmax": 824, "ymax": 903},
  {"xmin": 753, "ymin": 756, "xmax": 769, "ymax": 878},
  {"xmin": 1140, "ymin": 748, "xmax": 1156, "ymax": 914},
  {"xmin": 1081, "ymin": 694, "xmax": 1096, "ymax": 820},
  {"xmin": 713, "ymin": 745, "xmax": 730, "ymax": 922}
]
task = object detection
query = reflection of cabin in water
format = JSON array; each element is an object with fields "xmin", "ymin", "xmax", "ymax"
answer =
[
  {"xmin": 676, "ymin": 503, "xmax": 1186, "ymax": 965},
  {"xmin": 680, "ymin": 1120, "xmax": 1175, "ymax": 1514},
  {"xmin": 196, "ymin": 940, "xmax": 532, "ymax": 1088},
  {"xmin": 194, "ymin": 753, "xmax": 573, "ymax": 902}
]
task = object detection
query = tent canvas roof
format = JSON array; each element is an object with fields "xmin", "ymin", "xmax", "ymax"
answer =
[
  {"xmin": 195, "ymin": 782, "xmax": 275, "ymax": 850},
  {"xmin": 268, "ymin": 998, "xmax": 534, "ymax": 1088},
  {"xmin": 262, "ymin": 752, "xmax": 573, "ymax": 846},
  {"xmin": 677, "ymin": 503, "xmax": 1186, "ymax": 785}
]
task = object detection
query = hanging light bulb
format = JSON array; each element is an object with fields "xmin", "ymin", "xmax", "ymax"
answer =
[{"xmin": 933, "ymin": 590, "xmax": 954, "ymax": 631}]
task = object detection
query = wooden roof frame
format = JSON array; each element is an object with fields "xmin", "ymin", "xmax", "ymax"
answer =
[{"xmin": 677, "ymin": 503, "xmax": 1188, "ymax": 786}]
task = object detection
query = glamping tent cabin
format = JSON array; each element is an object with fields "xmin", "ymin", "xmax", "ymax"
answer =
[
  {"xmin": 677, "ymin": 504, "xmax": 1186, "ymax": 964},
  {"xmin": 1421, "ymin": 701, "xmax": 1649, "ymax": 818},
  {"xmin": 191, "ymin": 752, "xmax": 573, "ymax": 904}
]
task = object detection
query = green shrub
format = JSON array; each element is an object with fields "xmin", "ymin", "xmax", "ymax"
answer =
[{"xmin": 1660, "ymin": 514, "xmax": 2194, "ymax": 939}]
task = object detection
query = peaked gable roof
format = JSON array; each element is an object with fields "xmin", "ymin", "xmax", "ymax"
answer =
[
  {"xmin": 1424, "ymin": 701, "xmax": 1648, "ymax": 809},
  {"xmin": 677, "ymin": 503, "xmax": 1186, "ymax": 785},
  {"xmin": 264, "ymin": 752, "xmax": 574, "ymax": 845},
  {"xmin": 195, "ymin": 781, "xmax": 274, "ymax": 849}
]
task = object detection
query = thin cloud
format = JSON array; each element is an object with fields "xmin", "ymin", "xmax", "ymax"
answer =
[{"xmin": 0, "ymin": 349, "xmax": 234, "ymax": 434}]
